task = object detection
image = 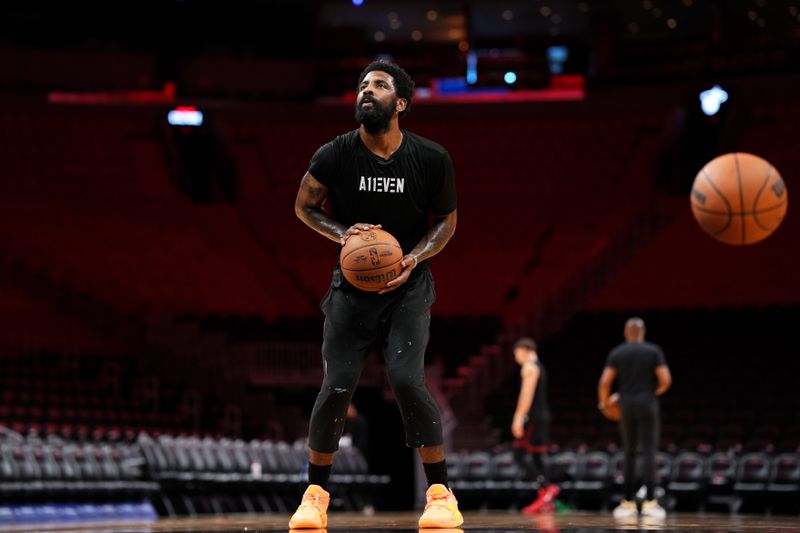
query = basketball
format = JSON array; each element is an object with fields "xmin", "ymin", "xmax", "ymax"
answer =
[
  {"xmin": 340, "ymin": 228, "xmax": 404, "ymax": 291},
  {"xmin": 690, "ymin": 153, "xmax": 788, "ymax": 245},
  {"xmin": 601, "ymin": 393, "xmax": 621, "ymax": 422}
]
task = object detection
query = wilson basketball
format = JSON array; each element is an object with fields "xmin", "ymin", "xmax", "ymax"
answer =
[
  {"xmin": 340, "ymin": 228, "xmax": 404, "ymax": 291},
  {"xmin": 690, "ymin": 153, "xmax": 788, "ymax": 245},
  {"xmin": 601, "ymin": 393, "xmax": 621, "ymax": 422}
]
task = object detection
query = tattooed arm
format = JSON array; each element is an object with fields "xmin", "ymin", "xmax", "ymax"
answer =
[
  {"xmin": 379, "ymin": 209, "xmax": 457, "ymax": 294},
  {"xmin": 295, "ymin": 172, "xmax": 380, "ymax": 245},
  {"xmin": 408, "ymin": 209, "xmax": 458, "ymax": 264}
]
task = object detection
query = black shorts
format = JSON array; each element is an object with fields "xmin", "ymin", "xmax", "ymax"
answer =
[
  {"xmin": 513, "ymin": 417, "xmax": 550, "ymax": 453},
  {"xmin": 307, "ymin": 266, "xmax": 443, "ymax": 452}
]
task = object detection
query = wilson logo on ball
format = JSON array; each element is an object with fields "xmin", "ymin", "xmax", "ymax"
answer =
[{"xmin": 355, "ymin": 271, "xmax": 398, "ymax": 283}]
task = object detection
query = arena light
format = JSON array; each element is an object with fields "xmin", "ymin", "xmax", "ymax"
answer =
[
  {"xmin": 168, "ymin": 106, "xmax": 204, "ymax": 126},
  {"xmin": 504, "ymin": 71, "xmax": 517, "ymax": 84},
  {"xmin": 352, "ymin": 0, "xmax": 364, "ymax": 5},
  {"xmin": 699, "ymin": 85, "xmax": 728, "ymax": 117},
  {"xmin": 466, "ymin": 52, "xmax": 478, "ymax": 84},
  {"xmin": 547, "ymin": 46, "xmax": 569, "ymax": 74}
]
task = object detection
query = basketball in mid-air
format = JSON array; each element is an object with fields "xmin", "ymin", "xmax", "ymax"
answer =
[
  {"xmin": 340, "ymin": 228, "xmax": 403, "ymax": 291},
  {"xmin": 690, "ymin": 153, "xmax": 787, "ymax": 245}
]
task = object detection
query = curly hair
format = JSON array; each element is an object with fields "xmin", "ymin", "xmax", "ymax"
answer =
[{"xmin": 357, "ymin": 60, "xmax": 415, "ymax": 118}]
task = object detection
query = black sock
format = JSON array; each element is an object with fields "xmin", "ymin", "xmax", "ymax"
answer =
[
  {"xmin": 308, "ymin": 462, "xmax": 332, "ymax": 490},
  {"xmin": 423, "ymin": 460, "xmax": 449, "ymax": 488}
]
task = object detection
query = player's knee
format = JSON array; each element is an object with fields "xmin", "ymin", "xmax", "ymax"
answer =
[
  {"xmin": 387, "ymin": 372, "xmax": 422, "ymax": 396},
  {"xmin": 321, "ymin": 370, "xmax": 360, "ymax": 393}
]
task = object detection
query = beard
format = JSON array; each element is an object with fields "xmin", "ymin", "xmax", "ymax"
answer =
[{"xmin": 355, "ymin": 96, "xmax": 396, "ymax": 134}]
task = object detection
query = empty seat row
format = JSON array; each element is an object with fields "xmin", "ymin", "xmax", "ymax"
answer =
[
  {"xmin": 0, "ymin": 439, "xmax": 157, "ymax": 497},
  {"xmin": 0, "ymin": 430, "xmax": 389, "ymax": 514},
  {"xmin": 138, "ymin": 434, "xmax": 388, "ymax": 488},
  {"xmin": 447, "ymin": 449, "xmax": 800, "ymax": 510}
]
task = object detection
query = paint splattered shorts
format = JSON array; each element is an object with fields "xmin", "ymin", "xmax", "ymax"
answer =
[{"xmin": 307, "ymin": 266, "xmax": 443, "ymax": 453}]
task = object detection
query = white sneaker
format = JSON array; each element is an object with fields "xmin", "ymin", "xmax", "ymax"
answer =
[
  {"xmin": 641, "ymin": 499, "xmax": 666, "ymax": 519},
  {"xmin": 612, "ymin": 499, "xmax": 638, "ymax": 519}
]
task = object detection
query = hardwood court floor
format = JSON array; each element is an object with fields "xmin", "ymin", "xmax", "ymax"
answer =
[{"xmin": 10, "ymin": 511, "xmax": 800, "ymax": 533}]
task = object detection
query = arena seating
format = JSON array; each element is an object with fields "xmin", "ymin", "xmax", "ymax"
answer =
[
  {"xmin": 585, "ymin": 195, "xmax": 800, "ymax": 310},
  {"xmin": 0, "ymin": 280, "xmax": 120, "ymax": 354},
  {"xmin": 1, "ymin": 83, "xmax": 799, "ymax": 513},
  {"xmin": 179, "ymin": 56, "xmax": 314, "ymax": 99},
  {"xmin": 446, "ymin": 447, "xmax": 799, "ymax": 513},
  {"xmin": 140, "ymin": 434, "xmax": 387, "ymax": 514},
  {"xmin": 0, "ymin": 104, "xmax": 315, "ymax": 319},
  {"xmin": 0, "ymin": 429, "xmax": 382, "ymax": 516},
  {"xmin": 0, "ymin": 351, "xmax": 185, "ymax": 439},
  {"xmin": 0, "ymin": 48, "xmax": 156, "ymax": 92},
  {"xmin": 221, "ymin": 101, "xmax": 664, "ymax": 318},
  {"xmin": 0, "ymin": 433, "xmax": 157, "ymax": 502},
  {"xmin": 588, "ymin": 98, "xmax": 800, "ymax": 310},
  {"xmin": 0, "ymin": 97, "xmax": 669, "ymax": 444}
]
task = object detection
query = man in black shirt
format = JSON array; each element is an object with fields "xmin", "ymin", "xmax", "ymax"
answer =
[
  {"xmin": 511, "ymin": 338, "xmax": 559, "ymax": 514},
  {"xmin": 291, "ymin": 60, "xmax": 461, "ymax": 529},
  {"xmin": 598, "ymin": 317, "xmax": 672, "ymax": 519}
]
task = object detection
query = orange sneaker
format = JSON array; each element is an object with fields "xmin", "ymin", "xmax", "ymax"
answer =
[
  {"xmin": 418, "ymin": 484, "xmax": 464, "ymax": 528},
  {"xmin": 288, "ymin": 484, "xmax": 329, "ymax": 529}
]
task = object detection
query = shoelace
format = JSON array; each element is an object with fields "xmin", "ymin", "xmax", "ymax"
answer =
[
  {"xmin": 301, "ymin": 492, "xmax": 328, "ymax": 508},
  {"xmin": 425, "ymin": 491, "xmax": 451, "ymax": 510}
]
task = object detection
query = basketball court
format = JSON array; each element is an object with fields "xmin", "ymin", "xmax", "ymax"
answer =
[{"xmin": 5, "ymin": 512, "xmax": 800, "ymax": 533}]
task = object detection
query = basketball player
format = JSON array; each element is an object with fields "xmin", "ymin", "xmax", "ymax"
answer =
[
  {"xmin": 511, "ymin": 338, "xmax": 559, "ymax": 514},
  {"xmin": 290, "ymin": 61, "xmax": 461, "ymax": 529},
  {"xmin": 597, "ymin": 318, "xmax": 672, "ymax": 519}
]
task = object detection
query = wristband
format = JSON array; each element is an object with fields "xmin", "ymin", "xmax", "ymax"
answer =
[{"xmin": 411, "ymin": 255, "xmax": 418, "ymax": 268}]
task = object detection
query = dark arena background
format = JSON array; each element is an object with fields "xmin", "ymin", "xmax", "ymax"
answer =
[{"xmin": 0, "ymin": 1, "xmax": 799, "ymax": 532}]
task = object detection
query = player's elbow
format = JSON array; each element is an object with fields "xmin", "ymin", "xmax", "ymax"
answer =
[
  {"xmin": 446, "ymin": 210, "xmax": 458, "ymax": 234},
  {"xmin": 439, "ymin": 214, "xmax": 457, "ymax": 247},
  {"xmin": 598, "ymin": 372, "xmax": 613, "ymax": 391},
  {"xmin": 295, "ymin": 202, "xmax": 307, "ymax": 222},
  {"xmin": 657, "ymin": 373, "xmax": 672, "ymax": 394}
]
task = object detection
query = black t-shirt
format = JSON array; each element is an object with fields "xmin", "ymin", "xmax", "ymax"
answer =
[
  {"xmin": 605, "ymin": 341, "xmax": 668, "ymax": 399},
  {"xmin": 308, "ymin": 129, "xmax": 457, "ymax": 257}
]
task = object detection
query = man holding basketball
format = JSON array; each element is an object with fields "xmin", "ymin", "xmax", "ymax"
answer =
[
  {"xmin": 597, "ymin": 318, "xmax": 672, "ymax": 519},
  {"xmin": 291, "ymin": 60, "xmax": 460, "ymax": 529}
]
